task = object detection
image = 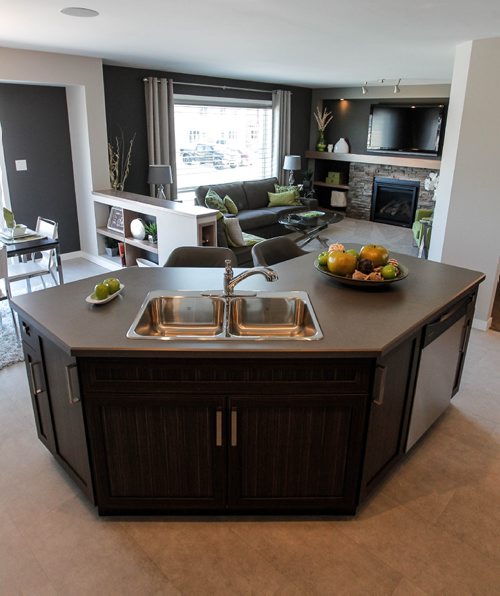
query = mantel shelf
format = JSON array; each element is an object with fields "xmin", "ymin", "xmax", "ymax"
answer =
[
  {"xmin": 314, "ymin": 181, "xmax": 350, "ymax": 190},
  {"xmin": 306, "ymin": 151, "xmax": 441, "ymax": 169}
]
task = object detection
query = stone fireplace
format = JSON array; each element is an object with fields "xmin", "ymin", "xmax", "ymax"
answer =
[
  {"xmin": 346, "ymin": 163, "xmax": 437, "ymax": 222},
  {"xmin": 371, "ymin": 177, "xmax": 420, "ymax": 228}
]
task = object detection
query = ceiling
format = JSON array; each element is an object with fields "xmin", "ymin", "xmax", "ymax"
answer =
[{"xmin": 2, "ymin": 0, "xmax": 500, "ymax": 88}]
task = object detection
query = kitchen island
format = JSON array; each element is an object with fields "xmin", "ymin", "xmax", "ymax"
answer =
[{"xmin": 11, "ymin": 250, "xmax": 484, "ymax": 515}]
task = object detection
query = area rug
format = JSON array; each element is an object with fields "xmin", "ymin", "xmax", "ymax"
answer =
[{"xmin": 0, "ymin": 302, "xmax": 24, "ymax": 370}]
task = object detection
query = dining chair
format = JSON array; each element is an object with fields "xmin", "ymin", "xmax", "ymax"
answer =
[
  {"xmin": 0, "ymin": 245, "xmax": 18, "ymax": 334},
  {"xmin": 163, "ymin": 246, "xmax": 237, "ymax": 267},
  {"xmin": 8, "ymin": 217, "xmax": 59, "ymax": 293},
  {"xmin": 251, "ymin": 236, "xmax": 307, "ymax": 267}
]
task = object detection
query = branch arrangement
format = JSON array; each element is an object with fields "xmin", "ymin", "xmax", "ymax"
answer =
[
  {"xmin": 108, "ymin": 132, "xmax": 136, "ymax": 191},
  {"xmin": 314, "ymin": 106, "xmax": 333, "ymax": 132}
]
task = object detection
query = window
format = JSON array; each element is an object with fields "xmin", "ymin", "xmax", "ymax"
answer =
[{"xmin": 174, "ymin": 96, "xmax": 272, "ymax": 200}]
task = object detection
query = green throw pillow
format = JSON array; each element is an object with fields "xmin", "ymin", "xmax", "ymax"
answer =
[
  {"xmin": 274, "ymin": 184, "xmax": 300, "ymax": 199},
  {"xmin": 268, "ymin": 190, "xmax": 302, "ymax": 207},
  {"xmin": 205, "ymin": 189, "xmax": 228, "ymax": 214},
  {"xmin": 243, "ymin": 233, "xmax": 264, "ymax": 247},
  {"xmin": 223, "ymin": 195, "xmax": 238, "ymax": 215}
]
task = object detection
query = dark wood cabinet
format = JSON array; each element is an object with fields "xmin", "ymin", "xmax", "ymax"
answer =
[
  {"xmin": 360, "ymin": 334, "xmax": 419, "ymax": 499},
  {"xmin": 20, "ymin": 318, "xmax": 93, "ymax": 501},
  {"xmin": 84, "ymin": 393, "xmax": 226, "ymax": 513},
  {"xmin": 228, "ymin": 394, "xmax": 367, "ymax": 513}
]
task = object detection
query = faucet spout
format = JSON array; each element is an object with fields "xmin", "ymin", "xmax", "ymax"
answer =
[{"xmin": 223, "ymin": 260, "xmax": 278, "ymax": 297}]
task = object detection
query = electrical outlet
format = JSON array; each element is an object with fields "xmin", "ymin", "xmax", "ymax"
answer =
[{"xmin": 15, "ymin": 159, "xmax": 27, "ymax": 171}]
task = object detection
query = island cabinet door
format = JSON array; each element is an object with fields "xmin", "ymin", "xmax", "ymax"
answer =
[
  {"xmin": 227, "ymin": 394, "xmax": 368, "ymax": 514},
  {"xmin": 22, "ymin": 340, "xmax": 56, "ymax": 455},
  {"xmin": 84, "ymin": 394, "xmax": 226, "ymax": 513}
]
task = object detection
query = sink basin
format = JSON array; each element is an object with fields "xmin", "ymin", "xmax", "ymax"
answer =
[
  {"xmin": 127, "ymin": 290, "xmax": 323, "ymax": 341},
  {"xmin": 127, "ymin": 291, "xmax": 225, "ymax": 339},
  {"xmin": 228, "ymin": 294, "xmax": 322, "ymax": 339}
]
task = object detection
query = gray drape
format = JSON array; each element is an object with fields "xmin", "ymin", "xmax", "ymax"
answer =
[
  {"xmin": 271, "ymin": 90, "xmax": 292, "ymax": 185},
  {"xmin": 144, "ymin": 77, "xmax": 177, "ymax": 199}
]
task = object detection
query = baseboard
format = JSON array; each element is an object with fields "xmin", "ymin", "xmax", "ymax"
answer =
[
  {"xmin": 472, "ymin": 316, "xmax": 492, "ymax": 331},
  {"xmin": 80, "ymin": 251, "xmax": 122, "ymax": 271},
  {"xmin": 61, "ymin": 250, "xmax": 83, "ymax": 261}
]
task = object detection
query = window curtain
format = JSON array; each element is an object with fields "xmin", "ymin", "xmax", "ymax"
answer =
[
  {"xmin": 144, "ymin": 77, "xmax": 177, "ymax": 199},
  {"xmin": 271, "ymin": 90, "xmax": 292, "ymax": 185}
]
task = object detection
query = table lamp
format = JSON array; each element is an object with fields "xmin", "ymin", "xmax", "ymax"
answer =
[
  {"xmin": 283, "ymin": 155, "xmax": 301, "ymax": 186},
  {"xmin": 148, "ymin": 164, "xmax": 173, "ymax": 200}
]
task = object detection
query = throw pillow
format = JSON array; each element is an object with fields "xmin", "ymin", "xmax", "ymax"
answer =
[
  {"xmin": 275, "ymin": 184, "xmax": 300, "ymax": 199},
  {"xmin": 268, "ymin": 190, "xmax": 302, "ymax": 207},
  {"xmin": 223, "ymin": 217, "xmax": 246, "ymax": 247},
  {"xmin": 223, "ymin": 195, "xmax": 239, "ymax": 215},
  {"xmin": 242, "ymin": 233, "xmax": 264, "ymax": 247},
  {"xmin": 205, "ymin": 189, "xmax": 228, "ymax": 214}
]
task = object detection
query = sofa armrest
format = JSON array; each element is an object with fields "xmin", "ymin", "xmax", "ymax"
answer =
[{"xmin": 299, "ymin": 196, "xmax": 319, "ymax": 209}]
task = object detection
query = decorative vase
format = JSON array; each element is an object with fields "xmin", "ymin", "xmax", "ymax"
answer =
[
  {"xmin": 130, "ymin": 218, "xmax": 146, "ymax": 240},
  {"xmin": 334, "ymin": 137, "xmax": 349, "ymax": 153},
  {"xmin": 316, "ymin": 131, "xmax": 327, "ymax": 152}
]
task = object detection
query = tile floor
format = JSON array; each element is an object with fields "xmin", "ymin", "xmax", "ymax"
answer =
[{"xmin": 1, "ymin": 219, "xmax": 499, "ymax": 594}]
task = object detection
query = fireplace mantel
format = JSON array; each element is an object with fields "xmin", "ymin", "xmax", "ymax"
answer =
[{"xmin": 306, "ymin": 151, "xmax": 441, "ymax": 170}]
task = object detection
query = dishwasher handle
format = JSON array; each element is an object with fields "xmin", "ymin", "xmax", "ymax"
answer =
[{"xmin": 423, "ymin": 299, "xmax": 469, "ymax": 348}]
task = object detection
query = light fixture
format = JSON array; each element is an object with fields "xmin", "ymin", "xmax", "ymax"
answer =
[
  {"xmin": 361, "ymin": 81, "xmax": 368, "ymax": 95},
  {"xmin": 61, "ymin": 7, "xmax": 99, "ymax": 17},
  {"xmin": 394, "ymin": 79, "xmax": 401, "ymax": 94},
  {"xmin": 148, "ymin": 165, "xmax": 173, "ymax": 201},
  {"xmin": 283, "ymin": 155, "xmax": 301, "ymax": 186}
]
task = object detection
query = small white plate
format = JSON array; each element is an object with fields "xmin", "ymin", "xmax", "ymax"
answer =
[{"xmin": 86, "ymin": 283, "xmax": 124, "ymax": 305}]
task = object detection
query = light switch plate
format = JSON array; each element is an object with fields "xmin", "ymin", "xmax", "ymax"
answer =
[{"xmin": 15, "ymin": 159, "xmax": 27, "ymax": 171}]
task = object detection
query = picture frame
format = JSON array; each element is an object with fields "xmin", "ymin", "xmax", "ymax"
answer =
[{"xmin": 107, "ymin": 207, "xmax": 124, "ymax": 233}]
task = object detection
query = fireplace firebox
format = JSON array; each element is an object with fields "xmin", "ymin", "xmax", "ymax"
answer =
[{"xmin": 371, "ymin": 177, "xmax": 420, "ymax": 228}]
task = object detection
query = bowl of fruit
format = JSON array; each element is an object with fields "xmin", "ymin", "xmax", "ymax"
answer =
[
  {"xmin": 85, "ymin": 277, "xmax": 124, "ymax": 304},
  {"xmin": 314, "ymin": 243, "xmax": 408, "ymax": 288}
]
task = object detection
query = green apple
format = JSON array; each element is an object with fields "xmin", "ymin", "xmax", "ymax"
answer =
[
  {"xmin": 345, "ymin": 248, "xmax": 359, "ymax": 260},
  {"xmin": 103, "ymin": 277, "xmax": 121, "ymax": 294},
  {"xmin": 381, "ymin": 264, "xmax": 398, "ymax": 280},
  {"xmin": 94, "ymin": 282, "xmax": 110, "ymax": 300}
]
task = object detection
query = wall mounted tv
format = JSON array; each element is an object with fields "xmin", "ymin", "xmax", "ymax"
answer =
[{"xmin": 367, "ymin": 104, "xmax": 445, "ymax": 156}]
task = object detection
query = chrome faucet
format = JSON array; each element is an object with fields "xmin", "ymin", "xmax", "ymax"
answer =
[{"xmin": 223, "ymin": 259, "xmax": 278, "ymax": 297}]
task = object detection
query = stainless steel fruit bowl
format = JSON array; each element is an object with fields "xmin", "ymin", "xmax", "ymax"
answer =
[{"xmin": 127, "ymin": 290, "xmax": 323, "ymax": 341}]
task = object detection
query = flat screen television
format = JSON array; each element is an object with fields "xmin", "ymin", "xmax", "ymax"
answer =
[{"xmin": 367, "ymin": 104, "xmax": 445, "ymax": 156}]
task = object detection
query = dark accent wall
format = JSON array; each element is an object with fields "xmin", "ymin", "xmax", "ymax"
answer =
[
  {"xmin": 0, "ymin": 83, "xmax": 79, "ymax": 252},
  {"xmin": 103, "ymin": 65, "xmax": 312, "ymax": 195},
  {"xmin": 322, "ymin": 98, "xmax": 448, "ymax": 157}
]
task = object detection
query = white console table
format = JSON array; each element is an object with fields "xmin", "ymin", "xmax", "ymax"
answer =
[{"xmin": 93, "ymin": 190, "xmax": 218, "ymax": 267}]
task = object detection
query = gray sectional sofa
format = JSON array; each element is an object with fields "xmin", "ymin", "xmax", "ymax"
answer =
[{"xmin": 194, "ymin": 177, "xmax": 318, "ymax": 265}]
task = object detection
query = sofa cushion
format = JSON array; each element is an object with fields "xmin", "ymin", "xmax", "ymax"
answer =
[
  {"xmin": 268, "ymin": 190, "xmax": 302, "ymax": 207},
  {"xmin": 223, "ymin": 217, "xmax": 246, "ymax": 247},
  {"xmin": 205, "ymin": 188, "xmax": 229, "ymax": 214},
  {"xmin": 266, "ymin": 205, "xmax": 305, "ymax": 218},
  {"xmin": 196, "ymin": 182, "xmax": 249, "ymax": 211},
  {"xmin": 243, "ymin": 177, "xmax": 279, "ymax": 210},
  {"xmin": 237, "ymin": 208, "xmax": 278, "ymax": 231},
  {"xmin": 274, "ymin": 183, "xmax": 301, "ymax": 199}
]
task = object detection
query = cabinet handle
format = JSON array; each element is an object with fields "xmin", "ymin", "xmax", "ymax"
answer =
[
  {"xmin": 28, "ymin": 361, "xmax": 42, "ymax": 395},
  {"xmin": 373, "ymin": 365, "xmax": 387, "ymax": 406},
  {"xmin": 215, "ymin": 408, "xmax": 223, "ymax": 447},
  {"xmin": 65, "ymin": 363, "xmax": 80, "ymax": 404},
  {"xmin": 231, "ymin": 408, "xmax": 238, "ymax": 447},
  {"xmin": 460, "ymin": 321, "xmax": 472, "ymax": 354},
  {"xmin": 22, "ymin": 321, "xmax": 31, "ymax": 336}
]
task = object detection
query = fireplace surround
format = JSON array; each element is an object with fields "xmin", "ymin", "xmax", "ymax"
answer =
[{"xmin": 371, "ymin": 177, "xmax": 420, "ymax": 228}]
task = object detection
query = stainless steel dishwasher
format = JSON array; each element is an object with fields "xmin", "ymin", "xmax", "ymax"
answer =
[{"xmin": 405, "ymin": 298, "xmax": 472, "ymax": 452}]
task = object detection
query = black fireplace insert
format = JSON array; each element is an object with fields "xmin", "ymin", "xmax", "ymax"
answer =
[{"xmin": 371, "ymin": 177, "xmax": 420, "ymax": 228}]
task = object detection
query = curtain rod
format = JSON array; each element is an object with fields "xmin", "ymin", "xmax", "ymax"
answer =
[{"xmin": 142, "ymin": 77, "xmax": 276, "ymax": 94}]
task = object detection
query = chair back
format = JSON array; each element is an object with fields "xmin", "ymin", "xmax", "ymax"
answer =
[
  {"xmin": 35, "ymin": 217, "xmax": 58, "ymax": 269},
  {"xmin": 251, "ymin": 236, "xmax": 307, "ymax": 267},
  {"xmin": 164, "ymin": 246, "xmax": 237, "ymax": 267}
]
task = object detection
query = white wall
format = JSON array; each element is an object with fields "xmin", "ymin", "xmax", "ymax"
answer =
[
  {"xmin": 429, "ymin": 38, "xmax": 500, "ymax": 329},
  {"xmin": 0, "ymin": 47, "xmax": 109, "ymax": 255}
]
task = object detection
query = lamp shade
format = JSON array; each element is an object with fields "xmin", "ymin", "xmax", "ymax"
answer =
[
  {"xmin": 148, "ymin": 164, "xmax": 173, "ymax": 185},
  {"xmin": 283, "ymin": 155, "xmax": 301, "ymax": 171}
]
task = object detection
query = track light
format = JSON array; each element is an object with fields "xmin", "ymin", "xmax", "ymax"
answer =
[
  {"xmin": 394, "ymin": 79, "xmax": 401, "ymax": 94},
  {"xmin": 361, "ymin": 81, "xmax": 367, "ymax": 95}
]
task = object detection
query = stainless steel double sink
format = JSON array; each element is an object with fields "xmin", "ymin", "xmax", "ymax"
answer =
[{"xmin": 126, "ymin": 290, "xmax": 323, "ymax": 341}]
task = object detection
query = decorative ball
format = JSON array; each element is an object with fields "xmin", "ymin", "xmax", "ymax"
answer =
[{"xmin": 130, "ymin": 218, "xmax": 146, "ymax": 240}]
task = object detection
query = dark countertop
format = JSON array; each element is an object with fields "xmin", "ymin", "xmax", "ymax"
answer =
[{"xmin": 11, "ymin": 248, "xmax": 484, "ymax": 358}]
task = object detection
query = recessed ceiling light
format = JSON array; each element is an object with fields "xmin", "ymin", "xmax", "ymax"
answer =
[{"xmin": 61, "ymin": 7, "xmax": 99, "ymax": 17}]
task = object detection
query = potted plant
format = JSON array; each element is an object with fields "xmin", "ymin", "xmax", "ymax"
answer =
[
  {"xmin": 104, "ymin": 236, "xmax": 119, "ymax": 256},
  {"xmin": 144, "ymin": 221, "xmax": 158, "ymax": 244}
]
